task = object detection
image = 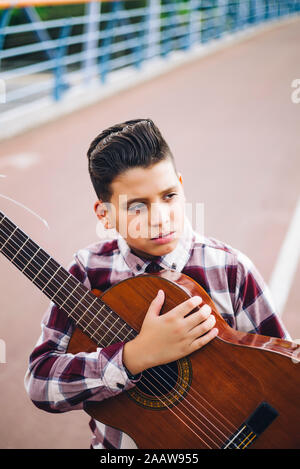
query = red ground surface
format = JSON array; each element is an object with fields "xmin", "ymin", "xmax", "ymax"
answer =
[{"xmin": 0, "ymin": 17, "xmax": 299, "ymax": 448}]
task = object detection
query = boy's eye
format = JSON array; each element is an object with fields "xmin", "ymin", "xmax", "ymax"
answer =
[
  {"xmin": 165, "ymin": 192, "xmax": 177, "ymax": 200},
  {"xmin": 127, "ymin": 194, "xmax": 177, "ymax": 213},
  {"xmin": 128, "ymin": 202, "xmax": 147, "ymax": 213}
]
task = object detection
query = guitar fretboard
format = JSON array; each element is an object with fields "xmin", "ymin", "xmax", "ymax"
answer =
[{"xmin": 0, "ymin": 211, "xmax": 135, "ymax": 347}]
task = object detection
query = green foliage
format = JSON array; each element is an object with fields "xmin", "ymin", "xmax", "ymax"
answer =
[
  {"xmin": 35, "ymin": 6, "xmax": 85, "ymax": 20},
  {"xmin": 2, "ymin": 5, "xmax": 84, "ymax": 26}
]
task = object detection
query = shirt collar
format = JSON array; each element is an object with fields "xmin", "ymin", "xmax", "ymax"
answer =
[{"xmin": 117, "ymin": 217, "xmax": 195, "ymax": 275}]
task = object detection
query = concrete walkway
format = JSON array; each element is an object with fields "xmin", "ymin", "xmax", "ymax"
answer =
[{"xmin": 0, "ymin": 16, "xmax": 299, "ymax": 449}]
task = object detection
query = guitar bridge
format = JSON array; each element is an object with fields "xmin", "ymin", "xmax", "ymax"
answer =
[{"xmin": 221, "ymin": 401, "xmax": 278, "ymax": 449}]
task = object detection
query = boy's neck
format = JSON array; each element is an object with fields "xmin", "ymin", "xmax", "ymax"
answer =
[{"xmin": 129, "ymin": 246, "xmax": 162, "ymax": 261}]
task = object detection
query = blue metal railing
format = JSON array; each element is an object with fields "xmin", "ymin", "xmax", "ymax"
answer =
[{"xmin": 0, "ymin": 0, "xmax": 299, "ymax": 110}]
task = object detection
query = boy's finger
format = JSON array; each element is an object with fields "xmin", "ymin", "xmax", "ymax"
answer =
[
  {"xmin": 185, "ymin": 304, "xmax": 212, "ymax": 329},
  {"xmin": 170, "ymin": 296, "xmax": 203, "ymax": 318},
  {"xmin": 191, "ymin": 327, "xmax": 219, "ymax": 352},
  {"xmin": 190, "ymin": 314, "xmax": 216, "ymax": 339},
  {"xmin": 147, "ymin": 289, "xmax": 165, "ymax": 317}
]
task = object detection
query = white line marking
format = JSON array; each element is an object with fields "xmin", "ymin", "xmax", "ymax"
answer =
[
  {"xmin": 269, "ymin": 197, "xmax": 300, "ymax": 316},
  {"xmin": 0, "ymin": 194, "xmax": 49, "ymax": 229}
]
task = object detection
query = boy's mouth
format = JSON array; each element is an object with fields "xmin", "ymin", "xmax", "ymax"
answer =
[{"xmin": 150, "ymin": 231, "xmax": 176, "ymax": 244}]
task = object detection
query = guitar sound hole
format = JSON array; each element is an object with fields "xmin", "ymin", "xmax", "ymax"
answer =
[{"xmin": 127, "ymin": 357, "xmax": 192, "ymax": 410}]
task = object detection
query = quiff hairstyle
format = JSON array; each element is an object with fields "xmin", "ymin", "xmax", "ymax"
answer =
[{"xmin": 87, "ymin": 118, "xmax": 176, "ymax": 202}]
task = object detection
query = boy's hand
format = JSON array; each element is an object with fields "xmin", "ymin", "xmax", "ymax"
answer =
[{"xmin": 123, "ymin": 290, "xmax": 218, "ymax": 375}]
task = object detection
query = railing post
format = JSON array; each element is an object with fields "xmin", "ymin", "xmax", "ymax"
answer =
[
  {"xmin": 201, "ymin": 0, "xmax": 214, "ymax": 43},
  {"xmin": 264, "ymin": 0, "xmax": 269, "ymax": 20},
  {"xmin": 237, "ymin": 0, "xmax": 249, "ymax": 28},
  {"xmin": 256, "ymin": 0, "xmax": 263, "ymax": 21},
  {"xmin": 188, "ymin": 0, "xmax": 200, "ymax": 47},
  {"xmin": 197, "ymin": 0, "xmax": 203, "ymax": 44},
  {"xmin": 53, "ymin": 20, "xmax": 72, "ymax": 101},
  {"xmin": 147, "ymin": 0, "xmax": 161, "ymax": 60},
  {"xmin": 134, "ymin": 3, "xmax": 148, "ymax": 69},
  {"xmin": 83, "ymin": 1, "xmax": 101, "ymax": 84},
  {"xmin": 199, "ymin": 0, "xmax": 205, "ymax": 43},
  {"xmin": 268, "ymin": 0, "xmax": 274, "ymax": 17},
  {"xmin": 0, "ymin": 8, "xmax": 12, "ymax": 64},
  {"xmin": 277, "ymin": 0, "xmax": 281, "ymax": 16},
  {"xmin": 161, "ymin": 0, "xmax": 175, "ymax": 57},
  {"xmin": 100, "ymin": 1, "xmax": 121, "ymax": 84},
  {"xmin": 226, "ymin": 0, "xmax": 238, "ymax": 31},
  {"xmin": 23, "ymin": 7, "xmax": 55, "ymax": 60},
  {"xmin": 235, "ymin": 0, "xmax": 242, "ymax": 29},
  {"xmin": 249, "ymin": 0, "xmax": 256, "ymax": 23},
  {"xmin": 217, "ymin": 0, "xmax": 228, "ymax": 37}
]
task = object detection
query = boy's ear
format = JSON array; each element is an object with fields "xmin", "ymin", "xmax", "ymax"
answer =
[{"xmin": 94, "ymin": 200, "xmax": 113, "ymax": 229}]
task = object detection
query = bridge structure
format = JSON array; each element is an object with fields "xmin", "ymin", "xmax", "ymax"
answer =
[
  {"xmin": 0, "ymin": 0, "xmax": 299, "ymax": 138},
  {"xmin": 0, "ymin": 0, "xmax": 299, "ymax": 449}
]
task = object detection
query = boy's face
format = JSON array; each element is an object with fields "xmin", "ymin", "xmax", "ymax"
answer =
[{"xmin": 96, "ymin": 159, "xmax": 186, "ymax": 259}]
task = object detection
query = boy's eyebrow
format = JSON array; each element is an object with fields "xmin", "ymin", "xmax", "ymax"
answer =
[{"xmin": 124, "ymin": 185, "xmax": 179, "ymax": 207}]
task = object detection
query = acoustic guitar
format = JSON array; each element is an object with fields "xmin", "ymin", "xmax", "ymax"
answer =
[{"xmin": 0, "ymin": 211, "xmax": 299, "ymax": 449}]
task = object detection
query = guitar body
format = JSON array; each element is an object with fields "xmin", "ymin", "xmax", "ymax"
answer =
[
  {"xmin": 67, "ymin": 271, "xmax": 300, "ymax": 449},
  {"xmin": 1, "ymin": 212, "xmax": 298, "ymax": 448}
]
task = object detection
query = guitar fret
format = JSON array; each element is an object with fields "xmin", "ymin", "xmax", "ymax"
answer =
[
  {"xmin": 51, "ymin": 273, "xmax": 71, "ymax": 303},
  {"xmin": 11, "ymin": 235, "xmax": 29, "ymax": 261},
  {"xmin": 41, "ymin": 266, "xmax": 61, "ymax": 292},
  {"xmin": 82, "ymin": 302, "xmax": 105, "ymax": 332},
  {"xmin": 122, "ymin": 326, "xmax": 134, "ymax": 341},
  {"xmin": 1, "ymin": 226, "xmax": 17, "ymax": 250},
  {"xmin": 104, "ymin": 322, "xmax": 135, "ymax": 347},
  {"xmin": 25, "ymin": 249, "xmax": 59, "ymax": 296},
  {"xmin": 0, "ymin": 214, "xmax": 9, "ymax": 241},
  {"xmin": 95, "ymin": 311, "xmax": 133, "ymax": 346},
  {"xmin": 68, "ymin": 290, "xmax": 90, "ymax": 318},
  {"xmin": 91, "ymin": 309, "xmax": 116, "ymax": 340},
  {"xmin": 32, "ymin": 256, "xmax": 52, "ymax": 283},
  {"xmin": 0, "ymin": 211, "xmax": 136, "ymax": 352},
  {"xmin": 21, "ymin": 246, "xmax": 41, "ymax": 272},
  {"xmin": 112, "ymin": 321, "xmax": 127, "ymax": 339},
  {"xmin": 60, "ymin": 283, "xmax": 80, "ymax": 309}
]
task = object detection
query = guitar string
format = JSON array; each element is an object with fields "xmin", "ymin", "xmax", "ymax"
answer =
[
  {"xmin": 0, "ymin": 225, "xmax": 247, "ymax": 448},
  {"xmin": 118, "ymin": 363, "xmax": 217, "ymax": 449},
  {"xmin": 0, "ymin": 231, "xmax": 234, "ymax": 449},
  {"xmin": 0, "ymin": 234, "xmax": 223, "ymax": 450},
  {"xmin": 0, "ymin": 220, "xmax": 243, "ymax": 446},
  {"xmin": 0, "ymin": 220, "xmax": 242, "ymax": 445},
  {"xmin": 0, "ymin": 216, "xmax": 241, "ymax": 440},
  {"xmin": 0, "ymin": 220, "xmax": 242, "ymax": 444},
  {"xmin": 128, "ymin": 359, "xmax": 227, "ymax": 447}
]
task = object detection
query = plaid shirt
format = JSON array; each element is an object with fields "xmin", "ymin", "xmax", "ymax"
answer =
[{"xmin": 24, "ymin": 218, "xmax": 290, "ymax": 449}]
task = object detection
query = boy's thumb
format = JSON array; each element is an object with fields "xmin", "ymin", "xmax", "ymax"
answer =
[{"xmin": 147, "ymin": 289, "xmax": 165, "ymax": 317}]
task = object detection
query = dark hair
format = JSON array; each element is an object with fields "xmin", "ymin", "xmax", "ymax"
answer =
[{"xmin": 87, "ymin": 118, "xmax": 176, "ymax": 201}]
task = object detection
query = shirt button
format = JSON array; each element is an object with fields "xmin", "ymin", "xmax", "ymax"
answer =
[{"xmin": 116, "ymin": 383, "xmax": 124, "ymax": 389}]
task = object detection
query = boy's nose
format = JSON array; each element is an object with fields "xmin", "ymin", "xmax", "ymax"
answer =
[{"xmin": 149, "ymin": 203, "xmax": 170, "ymax": 227}]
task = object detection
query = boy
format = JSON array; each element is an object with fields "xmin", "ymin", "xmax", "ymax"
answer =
[{"xmin": 24, "ymin": 118, "xmax": 290, "ymax": 449}]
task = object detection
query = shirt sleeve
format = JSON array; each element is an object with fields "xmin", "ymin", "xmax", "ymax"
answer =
[
  {"xmin": 233, "ymin": 251, "xmax": 291, "ymax": 340},
  {"xmin": 24, "ymin": 253, "xmax": 141, "ymax": 414}
]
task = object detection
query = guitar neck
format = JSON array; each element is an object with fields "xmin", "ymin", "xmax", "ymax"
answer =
[{"xmin": 0, "ymin": 211, "xmax": 135, "ymax": 347}]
